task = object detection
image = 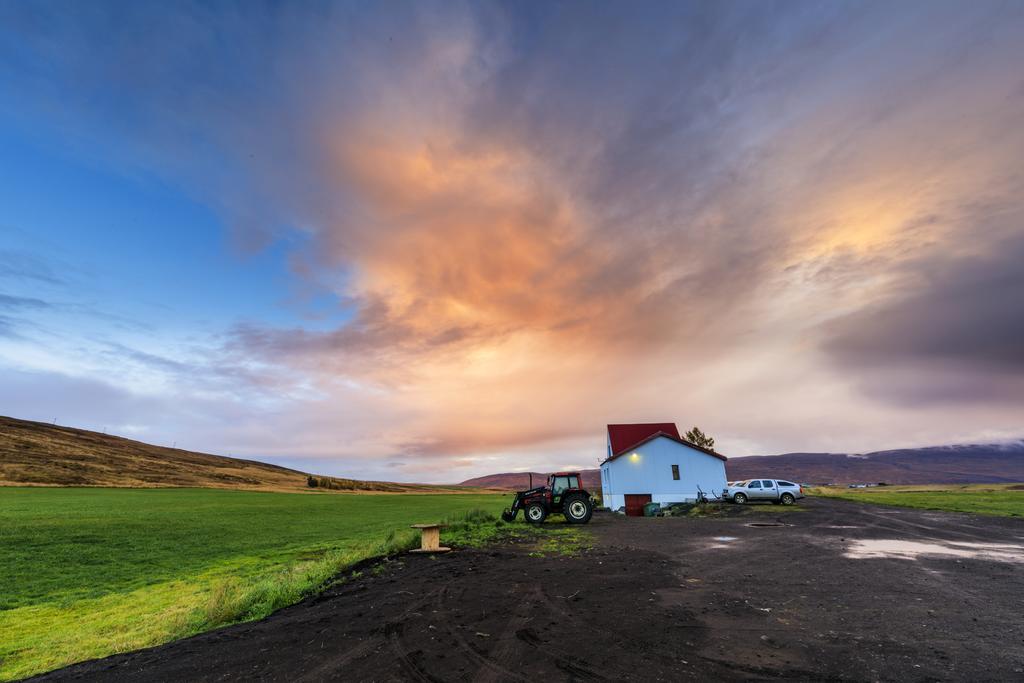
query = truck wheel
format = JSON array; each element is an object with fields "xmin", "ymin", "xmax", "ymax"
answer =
[
  {"xmin": 563, "ymin": 495, "xmax": 593, "ymax": 524},
  {"xmin": 525, "ymin": 503, "xmax": 547, "ymax": 524},
  {"xmin": 733, "ymin": 493, "xmax": 747, "ymax": 504},
  {"xmin": 780, "ymin": 493, "xmax": 795, "ymax": 505}
]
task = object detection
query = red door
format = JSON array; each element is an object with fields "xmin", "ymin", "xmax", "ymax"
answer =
[{"xmin": 624, "ymin": 494, "xmax": 652, "ymax": 517}]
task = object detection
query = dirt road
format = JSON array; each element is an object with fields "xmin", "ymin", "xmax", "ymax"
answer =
[{"xmin": 34, "ymin": 499, "xmax": 1024, "ymax": 681}]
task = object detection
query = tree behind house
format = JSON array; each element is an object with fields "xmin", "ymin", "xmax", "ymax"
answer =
[{"xmin": 685, "ymin": 426, "xmax": 715, "ymax": 450}]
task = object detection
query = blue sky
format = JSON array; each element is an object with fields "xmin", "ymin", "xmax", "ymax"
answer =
[{"xmin": 1, "ymin": 1, "xmax": 1023, "ymax": 482}]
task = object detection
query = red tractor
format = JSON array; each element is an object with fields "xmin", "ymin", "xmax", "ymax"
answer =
[{"xmin": 501, "ymin": 471, "xmax": 594, "ymax": 524}]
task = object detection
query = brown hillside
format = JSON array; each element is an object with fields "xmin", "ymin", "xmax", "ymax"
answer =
[
  {"xmin": 0, "ymin": 416, "xmax": 471, "ymax": 493},
  {"xmin": 459, "ymin": 471, "xmax": 602, "ymax": 491}
]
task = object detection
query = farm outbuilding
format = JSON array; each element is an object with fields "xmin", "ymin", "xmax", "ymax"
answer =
[{"xmin": 600, "ymin": 423, "xmax": 728, "ymax": 515}]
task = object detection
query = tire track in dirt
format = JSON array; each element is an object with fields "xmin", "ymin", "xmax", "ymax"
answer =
[
  {"xmin": 429, "ymin": 582, "xmax": 531, "ymax": 683},
  {"xmin": 513, "ymin": 584, "xmax": 650, "ymax": 680},
  {"xmin": 441, "ymin": 580, "xmax": 609, "ymax": 682},
  {"xmin": 387, "ymin": 618, "xmax": 446, "ymax": 683},
  {"xmin": 512, "ymin": 627, "xmax": 606, "ymax": 681},
  {"xmin": 467, "ymin": 584, "xmax": 536, "ymax": 683},
  {"xmin": 835, "ymin": 502, "xmax": 1003, "ymax": 542},
  {"xmin": 293, "ymin": 638, "xmax": 380, "ymax": 682},
  {"xmin": 296, "ymin": 588, "xmax": 437, "ymax": 682}
]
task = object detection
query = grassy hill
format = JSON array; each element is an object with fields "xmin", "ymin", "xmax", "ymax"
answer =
[{"xmin": 0, "ymin": 415, "xmax": 467, "ymax": 493}]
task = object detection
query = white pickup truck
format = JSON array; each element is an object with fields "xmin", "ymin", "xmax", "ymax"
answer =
[{"xmin": 724, "ymin": 479, "xmax": 804, "ymax": 505}]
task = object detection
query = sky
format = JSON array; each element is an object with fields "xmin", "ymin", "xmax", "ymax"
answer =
[{"xmin": 1, "ymin": 1, "xmax": 1022, "ymax": 482}]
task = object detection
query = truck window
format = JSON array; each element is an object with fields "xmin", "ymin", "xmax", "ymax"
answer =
[
  {"xmin": 748, "ymin": 481, "xmax": 762, "ymax": 489},
  {"xmin": 762, "ymin": 480, "xmax": 775, "ymax": 488}
]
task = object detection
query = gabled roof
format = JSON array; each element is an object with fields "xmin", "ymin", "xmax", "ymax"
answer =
[
  {"xmin": 608, "ymin": 423, "xmax": 681, "ymax": 456},
  {"xmin": 604, "ymin": 423, "xmax": 727, "ymax": 464}
]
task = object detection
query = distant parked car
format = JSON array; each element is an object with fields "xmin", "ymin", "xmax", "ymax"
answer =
[{"xmin": 724, "ymin": 479, "xmax": 804, "ymax": 505}]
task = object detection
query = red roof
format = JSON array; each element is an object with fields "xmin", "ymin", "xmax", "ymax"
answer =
[
  {"xmin": 607, "ymin": 423, "xmax": 681, "ymax": 456},
  {"xmin": 605, "ymin": 423, "xmax": 727, "ymax": 463}
]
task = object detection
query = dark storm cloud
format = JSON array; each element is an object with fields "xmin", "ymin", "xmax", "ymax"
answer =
[{"xmin": 823, "ymin": 230, "xmax": 1024, "ymax": 403}]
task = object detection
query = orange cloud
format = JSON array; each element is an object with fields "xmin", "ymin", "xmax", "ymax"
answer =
[{"xmin": 220, "ymin": 3, "xmax": 1024, "ymax": 474}]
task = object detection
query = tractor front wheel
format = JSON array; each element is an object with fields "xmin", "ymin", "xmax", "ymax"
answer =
[
  {"xmin": 525, "ymin": 502, "xmax": 547, "ymax": 524},
  {"xmin": 563, "ymin": 494, "xmax": 593, "ymax": 524}
]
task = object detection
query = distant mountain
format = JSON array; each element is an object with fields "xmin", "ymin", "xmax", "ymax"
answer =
[
  {"xmin": 726, "ymin": 443, "xmax": 1024, "ymax": 485},
  {"xmin": 0, "ymin": 415, "xmax": 475, "ymax": 493},
  {"xmin": 461, "ymin": 442, "xmax": 1024, "ymax": 488},
  {"xmin": 460, "ymin": 470, "xmax": 602, "ymax": 491}
]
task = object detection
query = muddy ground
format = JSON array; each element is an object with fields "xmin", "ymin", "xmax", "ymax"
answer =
[{"xmin": 34, "ymin": 498, "xmax": 1024, "ymax": 682}]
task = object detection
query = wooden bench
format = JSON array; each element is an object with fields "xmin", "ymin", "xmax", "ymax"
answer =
[{"xmin": 410, "ymin": 523, "xmax": 450, "ymax": 553}]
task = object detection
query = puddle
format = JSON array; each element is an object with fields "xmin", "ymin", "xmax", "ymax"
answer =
[
  {"xmin": 844, "ymin": 539, "xmax": 1024, "ymax": 563},
  {"xmin": 707, "ymin": 535, "xmax": 740, "ymax": 549},
  {"xmin": 746, "ymin": 522, "xmax": 787, "ymax": 528}
]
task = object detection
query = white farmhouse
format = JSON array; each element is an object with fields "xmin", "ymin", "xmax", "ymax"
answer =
[{"xmin": 600, "ymin": 423, "xmax": 728, "ymax": 515}]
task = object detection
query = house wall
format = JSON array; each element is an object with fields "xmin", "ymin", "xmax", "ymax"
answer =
[{"xmin": 600, "ymin": 436, "xmax": 727, "ymax": 512}]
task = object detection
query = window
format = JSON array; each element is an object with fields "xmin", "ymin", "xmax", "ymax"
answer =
[
  {"xmin": 568, "ymin": 475, "xmax": 580, "ymax": 489},
  {"xmin": 671, "ymin": 464, "xmax": 680, "ymax": 480},
  {"xmin": 748, "ymin": 481, "xmax": 762, "ymax": 489},
  {"xmin": 762, "ymin": 480, "xmax": 775, "ymax": 488},
  {"xmin": 777, "ymin": 481, "xmax": 795, "ymax": 487},
  {"xmin": 552, "ymin": 476, "xmax": 570, "ymax": 494}
]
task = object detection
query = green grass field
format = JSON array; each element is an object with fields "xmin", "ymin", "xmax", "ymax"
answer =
[
  {"xmin": 0, "ymin": 487, "xmax": 513, "ymax": 680},
  {"xmin": 811, "ymin": 482, "xmax": 1024, "ymax": 517}
]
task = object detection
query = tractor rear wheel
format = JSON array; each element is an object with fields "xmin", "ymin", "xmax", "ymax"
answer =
[
  {"xmin": 525, "ymin": 502, "xmax": 547, "ymax": 524},
  {"xmin": 563, "ymin": 494, "xmax": 593, "ymax": 524}
]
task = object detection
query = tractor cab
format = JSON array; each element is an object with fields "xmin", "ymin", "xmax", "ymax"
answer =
[{"xmin": 547, "ymin": 471, "xmax": 585, "ymax": 508}]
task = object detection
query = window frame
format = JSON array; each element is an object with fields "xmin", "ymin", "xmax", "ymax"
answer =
[{"xmin": 671, "ymin": 464, "xmax": 680, "ymax": 480}]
